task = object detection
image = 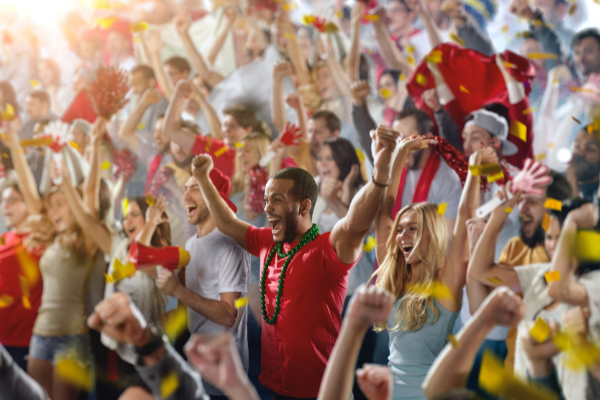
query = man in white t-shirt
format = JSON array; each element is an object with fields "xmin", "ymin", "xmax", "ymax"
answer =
[{"xmin": 156, "ymin": 168, "xmax": 249, "ymax": 399}]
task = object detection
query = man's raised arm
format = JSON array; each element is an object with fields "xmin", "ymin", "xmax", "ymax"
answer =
[
  {"xmin": 162, "ymin": 80, "xmax": 199, "ymax": 150},
  {"xmin": 330, "ymin": 126, "xmax": 399, "ymax": 264},
  {"xmin": 192, "ymin": 154, "xmax": 250, "ymax": 251}
]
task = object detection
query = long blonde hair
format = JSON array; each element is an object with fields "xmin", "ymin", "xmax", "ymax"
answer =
[{"xmin": 373, "ymin": 203, "xmax": 448, "ymax": 332}]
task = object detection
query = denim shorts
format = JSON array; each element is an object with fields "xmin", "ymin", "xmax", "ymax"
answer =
[{"xmin": 30, "ymin": 333, "xmax": 92, "ymax": 365}]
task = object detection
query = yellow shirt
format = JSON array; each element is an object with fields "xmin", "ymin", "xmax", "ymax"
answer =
[{"xmin": 499, "ymin": 236, "xmax": 550, "ymax": 370}]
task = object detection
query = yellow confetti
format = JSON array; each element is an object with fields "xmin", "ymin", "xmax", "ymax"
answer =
[
  {"xmin": 416, "ymin": 73, "xmax": 428, "ymax": 86},
  {"xmin": 547, "ymin": 142, "xmax": 555, "ymax": 148},
  {"xmin": 234, "ymin": 142, "xmax": 244, "ymax": 148},
  {"xmin": 544, "ymin": 198, "xmax": 562, "ymax": 211},
  {"xmin": 137, "ymin": 122, "xmax": 145, "ymax": 131},
  {"xmin": 450, "ymin": 33, "xmax": 465, "ymax": 46},
  {"xmin": 487, "ymin": 170, "xmax": 505, "ymax": 183},
  {"xmin": 105, "ymin": 273, "xmax": 115, "ymax": 284},
  {"xmin": 145, "ymin": 194, "xmax": 155, "ymax": 206},
  {"xmin": 324, "ymin": 22, "xmax": 340, "ymax": 33},
  {"xmin": 235, "ymin": 296, "xmax": 249, "ymax": 309},
  {"xmin": 568, "ymin": 3, "xmax": 577, "ymax": 15},
  {"xmin": 437, "ymin": 202, "xmax": 447, "ymax": 215},
  {"xmin": 284, "ymin": 33, "xmax": 296, "ymax": 41},
  {"xmin": 133, "ymin": 37, "xmax": 141, "ymax": 43},
  {"xmin": 161, "ymin": 371, "xmax": 180, "ymax": 398},
  {"xmin": 522, "ymin": 107, "xmax": 537, "ymax": 115},
  {"xmin": 536, "ymin": 153, "xmax": 547, "ymax": 161},
  {"xmin": 504, "ymin": 207, "xmax": 513, "ymax": 213},
  {"xmin": 530, "ymin": 316, "xmax": 551, "ymax": 343},
  {"xmin": 504, "ymin": 61, "xmax": 517, "ymax": 69},
  {"xmin": 101, "ymin": 161, "xmax": 111, "ymax": 170},
  {"xmin": 486, "ymin": 276, "xmax": 504, "ymax": 285},
  {"xmin": 542, "ymin": 212, "xmax": 551, "ymax": 231},
  {"xmin": 130, "ymin": 21, "xmax": 149, "ymax": 32},
  {"xmin": 570, "ymin": 86, "xmax": 595, "ymax": 93},
  {"xmin": 459, "ymin": 85, "xmax": 470, "ymax": 94},
  {"xmin": 406, "ymin": 45, "xmax": 415, "ymax": 53},
  {"xmin": 362, "ymin": 14, "xmax": 380, "ymax": 21},
  {"xmin": 0, "ymin": 236, "xmax": 5, "ymax": 246},
  {"xmin": 501, "ymin": 25, "xmax": 509, "ymax": 33},
  {"xmin": 406, "ymin": 55, "xmax": 415, "ymax": 66},
  {"xmin": 1, "ymin": 103, "xmax": 16, "ymax": 121},
  {"xmin": 68, "ymin": 140, "xmax": 80, "ymax": 152},
  {"xmin": 574, "ymin": 230, "xmax": 600, "ymax": 262},
  {"xmin": 515, "ymin": 31, "xmax": 531, "ymax": 39},
  {"xmin": 112, "ymin": 258, "xmax": 136, "ymax": 282},
  {"xmin": 544, "ymin": 271, "xmax": 561, "ymax": 282},
  {"xmin": 510, "ymin": 120, "xmax": 527, "ymax": 142},
  {"xmin": 363, "ymin": 236, "xmax": 376, "ymax": 253},
  {"xmin": 447, "ymin": 334, "xmax": 460, "ymax": 348},
  {"xmin": 164, "ymin": 307, "xmax": 188, "ymax": 342},
  {"xmin": 22, "ymin": 297, "xmax": 31, "ymax": 309},
  {"xmin": 1, "ymin": 153, "xmax": 8, "ymax": 158},
  {"xmin": 336, "ymin": 10, "xmax": 342, "ymax": 18},
  {"xmin": 408, "ymin": 281, "xmax": 453, "ymax": 300},
  {"xmin": 479, "ymin": 350, "xmax": 505, "ymax": 394},
  {"xmin": 425, "ymin": 54, "xmax": 442, "ymax": 64},
  {"xmin": 122, "ymin": 198, "xmax": 129, "ymax": 217},
  {"xmin": 379, "ymin": 88, "xmax": 392, "ymax": 99},
  {"xmin": 30, "ymin": 80, "xmax": 41, "ymax": 89},
  {"xmin": 468, "ymin": 163, "xmax": 503, "ymax": 176},
  {"xmin": 399, "ymin": 74, "xmax": 406, "ymax": 81},
  {"xmin": 355, "ymin": 148, "xmax": 365, "ymax": 162},
  {"xmin": 300, "ymin": 14, "xmax": 315, "ymax": 24},
  {"xmin": 282, "ymin": 3, "xmax": 298, "ymax": 11},
  {"xmin": 96, "ymin": 16, "xmax": 117, "ymax": 29},
  {"xmin": 527, "ymin": 53, "xmax": 559, "ymax": 60},
  {"xmin": 0, "ymin": 295, "xmax": 13, "ymax": 308},
  {"xmin": 19, "ymin": 275, "xmax": 29, "ymax": 297},
  {"xmin": 214, "ymin": 146, "xmax": 228, "ymax": 157},
  {"xmin": 56, "ymin": 358, "xmax": 92, "ymax": 391}
]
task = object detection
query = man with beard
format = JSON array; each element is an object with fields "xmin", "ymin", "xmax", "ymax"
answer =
[
  {"xmin": 190, "ymin": 125, "xmax": 399, "ymax": 398},
  {"xmin": 467, "ymin": 168, "xmax": 572, "ymax": 370},
  {"xmin": 155, "ymin": 169, "xmax": 249, "ymax": 399},
  {"xmin": 572, "ymin": 29, "xmax": 600, "ymax": 82},
  {"xmin": 566, "ymin": 126, "xmax": 600, "ymax": 201}
]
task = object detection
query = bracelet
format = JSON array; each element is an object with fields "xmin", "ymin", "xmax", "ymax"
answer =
[
  {"xmin": 134, "ymin": 326, "xmax": 165, "ymax": 357},
  {"xmin": 372, "ymin": 172, "xmax": 392, "ymax": 188}
]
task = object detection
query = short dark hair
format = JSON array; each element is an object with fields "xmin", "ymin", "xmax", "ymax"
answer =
[
  {"xmin": 165, "ymin": 56, "xmax": 191, "ymax": 73},
  {"xmin": 271, "ymin": 167, "xmax": 318, "ymax": 217},
  {"xmin": 29, "ymin": 89, "xmax": 51, "ymax": 105},
  {"xmin": 0, "ymin": 81, "xmax": 20, "ymax": 114},
  {"xmin": 322, "ymin": 137, "xmax": 364, "ymax": 187},
  {"xmin": 395, "ymin": 108, "xmax": 435, "ymax": 136},
  {"xmin": 546, "ymin": 170, "xmax": 573, "ymax": 201},
  {"xmin": 131, "ymin": 64, "xmax": 156, "ymax": 81},
  {"xmin": 548, "ymin": 197, "xmax": 590, "ymax": 227},
  {"xmin": 310, "ymin": 110, "xmax": 341, "ymax": 134},
  {"xmin": 572, "ymin": 28, "xmax": 600, "ymax": 49}
]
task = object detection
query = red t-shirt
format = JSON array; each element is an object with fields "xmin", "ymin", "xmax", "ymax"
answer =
[
  {"xmin": 245, "ymin": 226, "xmax": 358, "ymax": 397},
  {"xmin": 0, "ymin": 231, "xmax": 43, "ymax": 347},
  {"xmin": 191, "ymin": 135, "xmax": 236, "ymax": 178}
]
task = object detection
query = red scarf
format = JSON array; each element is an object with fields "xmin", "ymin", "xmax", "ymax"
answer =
[
  {"xmin": 144, "ymin": 153, "xmax": 163, "ymax": 195},
  {"xmin": 391, "ymin": 153, "xmax": 441, "ymax": 220}
]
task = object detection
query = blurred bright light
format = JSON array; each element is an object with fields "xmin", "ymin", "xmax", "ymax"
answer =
[
  {"xmin": 557, "ymin": 148, "xmax": 573, "ymax": 164},
  {"xmin": 0, "ymin": 0, "xmax": 80, "ymax": 28}
]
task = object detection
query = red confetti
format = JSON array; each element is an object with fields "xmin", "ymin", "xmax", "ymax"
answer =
[{"xmin": 88, "ymin": 65, "xmax": 130, "ymax": 119}]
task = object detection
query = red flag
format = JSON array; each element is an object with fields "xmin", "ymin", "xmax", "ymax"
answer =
[{"xmin": 61, "ymin": 89, "xmax": 97, "ymax": 124}]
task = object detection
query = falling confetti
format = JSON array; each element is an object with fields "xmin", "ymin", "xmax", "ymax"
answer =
[
  {"xmin": 379, "ymin": 88, "xmax": 392, "ymax": 99},
  {"xmin": 406, "ymin": 45, "xmax": 415, "ymax": 53},
  {"xmin": 504, "ymin": 207, "xmax": 513, "ymax": 213},
  {"xmin": 0, "ymin": 236, "xmax": 5, "ymax": 246},
  {"xmin": 450, "ymin": 33, "xmax": 465, "ymax": 46},
  {"xmin": 101, "ymin": 161, "xmax": 112, "ymax": 170},
  {"xmin": 544, "ymin": 271, "xmax": 561, "ymax": 282},
  {"xmin": 447, "ymin": 334, "xmax": 461, "ymax": 348},
  {"xmin": 30, "ymin": 80, "xmax": 41, "ymax": 88},
  {"xmin": 0, "ymin": 295, "xmax": 13, "ymax": 308},
  {"xmin": 542, "ymin": 212, "xmax": 551, "ymax": 231},
  {"xmin": 504, "ymin": 62, "xmax": 517, "ymax": 69},
  {"xmin": 164, "ymin": 307, "xmax": 188, "ymax": 342},
  {"xmin": 425, "ymin": 50, "xmax": 442, "ymax": 64},
  {"xmin": 1, "ymin": 103, "xmax": 16, "ymax": 121},
  {"xmin": 234, "ymin": 142, "xmax": 244, "ymax": 148},
  {"xmin": 568, "ymin": 3, "xmax": 577, "ymax": 15},
  {"xmin": 437, "ymin": 202, "xmax": 448, "ymax": 215},
  {"xmin": 501, "ymin": 25, "xmax": 509, "ymax": 33},
  {"xmin": 408, "ymin": 281, "xmax": 454, "ymax": 300},
  {"xmin": 161, "ymin": 371, "xmax": 180, "ymax": 398},
  {"xmin": 535, "ymin": 153, "xmax": 547, "ymax": 161},
  {"xmin": 355, "ymin": 148, "xmax": 365, "ymax": 162},
  {"xmin": 510, "ymin": 120, "xmax": 527, "ymax": 142},
  {"xmin": 530, "ymin": 316, "xmax": 551, "ymax": 343},
  {"xmin": 68, "ymin": 141, "xmax": 81, "ymax": 152},
  {"xmin": 544, "ymin": 198, "xmax": 562, "ymax": 211},
  {"xmin": 20, "ymin": 137, "xmax": 54, "ymax": 148},
  {"xmin": 235, "ymin": 297, "xmax": 249, "ymax": 309},
  {"xmin": 111, "ymin": 258, "xmax": 136, "ymax": 282},
  {"xmin": 570, "ymin": 86, "xmax": 595, "ymax": 93},
  {"xmin": 122, "ymin": 198, "xmax": 129, "ymax": 217},
  {"xmin": 459, "ymin": 85, "xmax": 470, "ymax": 94},
  {"xmin": 137, "ymin": 122, "xmax": 145, "ymax": 130},
  {"xmin": 522, "ymin": 107, "xmax": 537, "ymax": 115},
  {"xmin": 407, "ymin": 55, "xmax": 415, "ymax": 66},
  {"xmin": 96, "ymin": 16, "xmax": 117, "ymax": 29},
  {"xmin": 574, "ymin": 231, "xmax": 600, "ymax": 262},
  {"xmin": 416, "ymin": 73, "xmax": 428, "ymax": 86},
  {"xmin": 486, "ymin": 276, "xmax": 504, "ymax": 285},
  {"xmin": 130, "ymin": 21, "xmax": 149, "ymax": 32},
  {"xmin": 105, "ymin": 274, "xmax": 115, "ymax": 284},
  {"xmin": 56, "ymin": 358, "xmax": 92, "ymax": 391},
  {"xmin": 145, "ymin": 194, "xmax": 155, "ymax": 206},
  {"xmin": 527, "ymin": 53, "xmax": 559, "ymax": 60},
  {"xmin": 363, "ymin": 236, "xmax": 376, "ymax": 253},
  {"xmin": 215, "ymin": 146, "xmax": 228, "ymax": 157}
]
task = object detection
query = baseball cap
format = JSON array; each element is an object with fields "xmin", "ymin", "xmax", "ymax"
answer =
[
  {"xmin": 209, "ymin": 168, "xmax": 237, "ymax": 213},
  {"xmin": 465, "ymin": 109, "xmax": 519, "ymax": 156}
]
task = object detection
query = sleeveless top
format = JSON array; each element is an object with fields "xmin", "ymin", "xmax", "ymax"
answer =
[
  {"xmin": 388, "ymin": 297, "xmax": 459, "ymax": 400},
  {"xmin": 33, "ymin": 239, "xmax": 95, "ymax": 336}
]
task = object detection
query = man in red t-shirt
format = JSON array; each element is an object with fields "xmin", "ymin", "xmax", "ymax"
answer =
[
  {"xmin": 191, "ymin": 126, "xmax": 400, "ymax": 398},
  {"xmin": 0, "ymin": 174, "xmax": 43, "ymax": 370}
]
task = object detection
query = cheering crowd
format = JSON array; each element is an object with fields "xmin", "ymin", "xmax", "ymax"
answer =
[{"xmin": 1, "ymin": 0, "xmax": 600, "ymax": 399}]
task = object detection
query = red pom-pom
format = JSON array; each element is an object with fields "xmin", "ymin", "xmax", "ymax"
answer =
[
  {"xmin": 247, "ymin": 165, "xmax": 269, "ymax": 214},
  {"xmin": 88, "ymin": 65, "xmax": 130, "ymax": 119},
  {"xmin": 112, "ymin": 148, "xmax": 137, "ymax": 183}
]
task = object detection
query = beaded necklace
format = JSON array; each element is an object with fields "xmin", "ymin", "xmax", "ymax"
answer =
[{"xmin": 260, "ymin": 224, "xmax": 319, "ymax": 324}]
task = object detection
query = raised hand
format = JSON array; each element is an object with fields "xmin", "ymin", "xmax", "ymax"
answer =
[
  {"xmin": 466, "ymin": 217, "xmax": 486, "ymax": 256},
  {"xmin": 441, "ymin": 0, "xmax": 467, "ymax": 24},
  {"xmin": 346, "ymin": 284, "xmax": 395, "ymax": 330},
  {"xmin": 156, "ymin": 268, "xmax": 181, "ymax": 296},
  {"xmin": 356, "ymin": 364, "xmax": 393, "ymax": 400},
  {"xmin": 174, "ymin": 80, "xmax": 194, "ymax": 99},
  {"xmin": 369, "ymin": 5, "xmax": 387, "ymax": 24},
  {"xmin": 566, "ymin": 203, "xmax": 599, "ymax": 229},
  {"xmin": 0, "ymin": 122, "xmax": 20, "ymax": 151},
  {"xmin": 284, "ymin": 93, "xmax": 302, "ymax": 110},
  {"xmin": 351, "ymin": 1, "xmax": 367, "ymax": 26},
  {"xmin": 562, "ymin": 306, "xmax": 591, "ymax": 345},
  {"xmin": 146, "ymin": 30, "xmax": 165, "ymax": 54},
  {"xmin": 421, "ymin": 88, "xmax": 441, "ymax": 112},
  {"xmin": 192, "ymin": 154, "xmax": 214, "ymax": 179},
  {"xmin": 511, "ymin": 159, "xmax": 552, "ymax": 197},
  {"xmin": 321, "ymin": 176, "xmax": 343, "ymax": 203},
  {"xmin": 174, "ymin": 11, "xmax": 192, "ymax": 36},
  {"xmin": 371, "ymin": 125, "xmax": 401, "ymax": 184},
  {"xmin": 145, "ymin": 195, "xmax": 169, "ymax": 226},
  {"xmin": 477, "ymin": 287, "xmax": 526, "ymax": 327},
  {"xmin": 470, "ymin": 146, "xmax": 499, "ymax": 166},
  {"xmin": 88, "ymin": 292, "xmax": 150, "ymax": 347},
  {"xmin": 519, "ymin": 318, "xmax": 560, "ymax": 377},
  {"xmin": 273, "ymin": 60, "xmax": 293, "ymax": 80},
  {"xmin": 185, "ymin": 333, "xmax": 253, "ymax": 396},
  {"xmin": 91, "ymin": 117, "xmax": 107, "ymax": 144},
  {"xmin": 405, "ymin": 0, "xmax": 425, "ymax": 13},
  {"xmin": 398, "ymin": 134, "xmax": 438, "ymax": 153},
  {"xmin": 141, "ymin": 87, "xmax": 162, "ymax": 106},
  {"xmin": 224, "ymin": 4, "xmax": 238, "ymax": 24},
  {"xmin": 350, "ymin": 80, "xmax": 371, "ymax": 105}
]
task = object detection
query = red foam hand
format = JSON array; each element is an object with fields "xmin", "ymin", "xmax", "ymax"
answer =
[
  {"xmin": 280, "ymin": 123, "xmax": 302, "ymax": 146},
  {"xmin": 36, "ymin": 134, "xmax": 67, "ymax": 153},
  {"xmin": 511, "ymin": 159, "xmax": 552, "ymax": 197}
]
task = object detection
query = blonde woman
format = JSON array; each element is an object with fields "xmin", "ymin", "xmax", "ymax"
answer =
[{"xmin": 374, "ymin": 135, "xmax": 496, "ymax": 399}]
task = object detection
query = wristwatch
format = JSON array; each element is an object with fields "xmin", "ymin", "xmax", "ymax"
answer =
[{"xmin": 133, "ymin": 326, "xmax": 165, "ymax": 357}]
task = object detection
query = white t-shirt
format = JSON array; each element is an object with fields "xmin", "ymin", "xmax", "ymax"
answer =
[
  {"xmin": 400, "ymin": 158, "xmax": 462, "ymax": 220},
  {"xmin": 185, "ymin": 228, "xmax": 250, "ymax": 395}
]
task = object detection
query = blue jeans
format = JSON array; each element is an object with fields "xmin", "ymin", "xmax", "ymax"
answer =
[{"xmin": 30, "ymin": 333, "xmax": 91, "ymax": 365}]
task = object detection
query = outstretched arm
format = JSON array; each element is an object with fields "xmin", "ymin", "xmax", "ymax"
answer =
[
  {"xmin": 331, "ymin": 126, "xmax": 400, "ymax": 264},
  {"xmin": 193, "ymin": 82, "xmax": 223, "ymax": 139},
  {"xmin": 192, "ymin": 155, "xmax": 250, "ymax": 250},
  {"xmin": 2, "ymin": 125, "xmax": 43, "ymax": 215},
  {"xmin": 279, "ymin": 11, "xmax": 311, "ymax": 86},
  {"xmin": 319, "ymin": 285, "xmax": 394, "ymax": 400},
  {"xmin": 371, "ymin": 7, "xmax": 414, "ymax": 75},
  {"xmin": 406, "ymin": 0, "xmax": 443, "ymax": 49},
  {"xmin": 347, "ymin": 2, "xmax": 366, "ymax": 82},
  {"xmin": 143, "ymin": 30, "xmax": 174, "ymax": 100},
  {"xmin": 206, "ymin": 5, "xmax": 237, "ymax": 67},
  {"xmin": 162, "ymin": 80, "xmax": 200, "ymax": 150},
  {"xmin": 423, "ymin": 287, "xmax": 526, "ymax": 398},
  {"xmin": 83, "ymin": 118, "xmax": 107, "ymax": 221},
  {"xmin": 271, "ymin": 60, "xmax": 293, "ymax": 133}
]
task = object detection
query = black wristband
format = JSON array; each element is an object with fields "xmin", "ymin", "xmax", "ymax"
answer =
[
  {"xmin": 372, "ymin": 172, "xmax": 391, "ymax": 188},
  {"xmin": 134, "ymin": 327, "xmax": 165, "ymax": 357}
]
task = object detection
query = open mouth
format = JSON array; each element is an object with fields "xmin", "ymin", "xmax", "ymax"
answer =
[
  {"xmin": 321, "ymin": 171, "xmax": 331, "ymax": 178},
  {"xmin": 268, "ymin": 216, "xmax": 283, "ymax": 235},
  {"xmin": 186, "ymin": 204, "xmax": 198, "ymax": 217},
  {"xmin": 402, "ymin": 245, "xmax": 414, "ymax": 259}
]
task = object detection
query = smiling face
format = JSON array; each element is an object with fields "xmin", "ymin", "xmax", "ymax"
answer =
[
  {"xmin": 308, "ymin": 117, "xmax": 336, "ymax": 156},
  {"xmin": 573, "ymin": 37, "xmax": 600, "ymax": 78},
  {"xmin": 264, "ymin": 179, "xmax": 304, "ymax": 244},
  {"xmin": 315, "ymin": 65, "xmax": 338, "ymax": 102},
  {"xmin": 238, "ymin": 139, "xmax": 260, "ymax": 172},
  {"xmin": 170, "ymin": 139, "xmax": 193, "ymax": 166},
  {"xmin": 462, "ymin": 124, "xmax": 495, "ymax": 159},
  {"xmin": 1, "ymin": 187, "xmax": 28, "ymax": 229},
  {"xmin": 183, "ymin": 176, "xmax": 210, "ymax": 225},
  {"xmin": 571, "ymin": 129, "xmax": 600, "ymax": 181},
  {"xmin": 122, "ymin": 200, "xmax": 146, "ymax": 240},
  {"xmin": 316, "ymin": 144, "xmax": 341, "ymax": 181},
  {"xmin": 47, "ymin": 191, "xmax": 76, "ymax": 233},
  {"xmin": 153, "ymin": 117, "xmax": 170, "ymax": 154},
  {"xmin": 222, "ymin": 114, "xmax": 251, "ymax": 149},
  {"xmin": 518, "ymin": 195, "xmax": 546, "ymax": 239},
  {"xmin": 544, "ymin": 216, "xmax": 561, "ymax": 259},
  {"xmin": 396, "ymin": 209, "xmax": 430, "ymax": 265},
  {"xmin": 387, "ymin": 0, "xmax": 414, "ymax": 35}
]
